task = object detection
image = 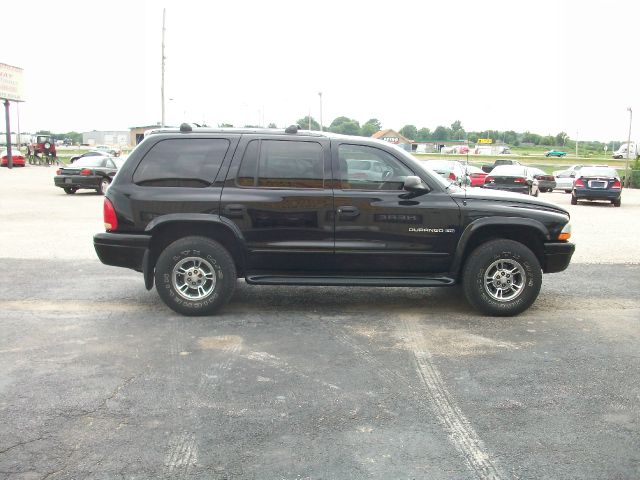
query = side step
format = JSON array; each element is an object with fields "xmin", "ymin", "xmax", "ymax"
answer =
[{"xmin": 245, "ymin": 274, "xmax": 455, "ymax": 287}]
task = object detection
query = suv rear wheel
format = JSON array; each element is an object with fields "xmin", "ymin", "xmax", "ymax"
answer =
[
  {"xmin": 462, "ymin": 239, "xmax": 542, "ymax": 316},
  {"xmin": 155, "ymin": 236, "xmax": 237, "ymax": 316}
]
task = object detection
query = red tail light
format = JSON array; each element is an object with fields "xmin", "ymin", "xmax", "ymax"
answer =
[
  {"xmin": 448, "ymin": 172, "xmax": 457, "ymax": 181},
  {"xmin": 485, "ymin": 176, "xmax": 494, "ymax": 183},
  {"xmin": 612, "ymin": 180, "xmax": 621, "ymax": 189},
  {"xmin": 56, "ymin": 169, "xmax": 62, "ymax": 175},
  {"xmin": 575, "ymin": 178, "xmax": 585, "ymax": 187},
  {"xmin": 80, "ymin": 168, "xmax": 93, "ymax": 176},
  {"xmin": 103, "ymin": 198, "xmax": 118, "ymax": 231},
  {"xmin": 514, "ymin": 177, "xmax": 526, "ymax": 183}
]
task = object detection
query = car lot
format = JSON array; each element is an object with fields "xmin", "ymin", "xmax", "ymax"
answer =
[{"xmin": 0, "ymin": 166, "xmax": 639, "ymax": 478}]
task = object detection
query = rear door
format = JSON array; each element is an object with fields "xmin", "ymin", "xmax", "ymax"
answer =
[{"xmin": 220, "ymin": 135, "xmax": 334, "ymax": 272}]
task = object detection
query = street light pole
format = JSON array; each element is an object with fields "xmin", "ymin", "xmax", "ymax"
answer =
[
  {"xmin": 3, "ymin": 99, "xmax": 12, "ymax": 169},
  {"xmin": 318, "ymin": 92, "xmax": 323, "ymax": 132},
  {"xmin": 625, "ymin": 107, "xmax": 633, "ymax": 187}
]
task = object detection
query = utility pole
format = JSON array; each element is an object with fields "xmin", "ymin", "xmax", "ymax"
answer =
[
  {"xmin": 318, "ymin": 92, "xmax": 323, "ymax": 132},
  {"xmin": 625, "ymin": 107, "xmax": 633, "ymax": 187},
  {"xmin": 161, "ymin": 8, "xmax": 166, "ymax": 127},
  {"xmin": 3, "ymin": 99, "xmax": 12, "ymax": 169}
]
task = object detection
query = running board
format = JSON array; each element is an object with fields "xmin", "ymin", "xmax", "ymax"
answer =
[{"xmin": 245, "ymin": 275, "xmax": 455, "ymax": 287}]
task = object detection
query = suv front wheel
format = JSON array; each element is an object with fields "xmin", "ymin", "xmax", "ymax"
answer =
[
  {"xmin": 155, "ymin": 236, "xmax": 237, "ymax": 316},
  {"xmin": 462, "ymin": 239, "xmax": 542, "ymax": 316}
]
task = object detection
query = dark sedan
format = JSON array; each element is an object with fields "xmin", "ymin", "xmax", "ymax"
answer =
[
  {"xmin": 530, "ymin": 167, "xmax": 557, "ymax": 193},
  {"xmin": 54, "ymin": 157, "xmax": 119, "ymax": 195},
  {"xmin": 482, "ymin": 165, "xmax": 539, "ymax": 196},
  {"xmin": 571, "ymin": 166, "xmax": 622, "ymax": 207}
]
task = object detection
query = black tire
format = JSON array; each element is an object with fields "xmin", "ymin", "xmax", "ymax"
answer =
[
  {"xmin": 155, "ymin": 236, "xmax": 237, "ymax": 316},
  {"xmin": 564, "ymin": 189, "xmax": 572, "ymax": 194},
  {"xmin": 97, "ymin": 177, "xmax": 111, "ymax": 195},
  {"xmin": 462, "ymin": 239, "xmax": 542, "ymax": 316},
  {"xmin": 570, "ymin": 194, "xmax": 577, "ymax": 205},
  {"xmin": 613, "ymin": 198, "xmax": 621, "ymax": 207},
  {"xmin": 63, "ymin": 187, "xmax": 77, "ymax": 194}
]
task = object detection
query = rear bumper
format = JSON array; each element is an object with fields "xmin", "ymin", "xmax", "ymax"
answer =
[
  {"xmin": 543, "ymin": 242, "xmax": 575, "ymax": 273},
  {"xmin": 482, "ymin": 184, "xmax": 529, "ymax": 195},
  {"xmin": 574, "ymin": 188, "xmax": 621, "ymax": 201},
  {"xmin": 93, "ymin": 232, "xmax": 150, "ymax": 272},
  {"xmin": 55, "ymin": 175, "xmax": 101, "ymax": 189}
]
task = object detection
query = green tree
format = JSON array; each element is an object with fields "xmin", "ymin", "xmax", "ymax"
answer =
[
  {"xmin": 555, "ymin": 132, "xmax": 569, "ymax": 146},
  {"xmin": 399, "ymin": 125, "xmax": 418, "ymax": 140},
  {"xmin": 432, "ymin": 125, "xmax": 450, "ymax": 141},
  {"xmin": 450, "ymin": 120, "xmax": 465, "ymax": 140},
  {"xmin": 416, "ymin": 127, "xmax": 431, "ymax": 142},
  {"xmin": 296, "ymin": 116, "xmax": 320, "ymax": 130},
  {"xmin": 329, "ymin": 116, "xmax": 361, "ymax": 135},
  {"xmin": 267, "ymin": 123, "xmax": 278, "ymax": 129},
  {"xmin": 360, "ymin": 118, "xmax": 382, "ymax": 137}
]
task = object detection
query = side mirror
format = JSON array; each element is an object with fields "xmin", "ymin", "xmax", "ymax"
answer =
[
  {"xmin": 403, "ymin": 176, "xmax": 430, "ymax": 193},
  {"xmin": 570, "ymin": 172, "xmax": 575, "ymax": 178}
]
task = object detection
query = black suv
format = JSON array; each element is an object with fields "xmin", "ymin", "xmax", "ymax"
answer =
[{"xmin": 94, "ymin": 125, "xmax": 574, "ymax": 317}]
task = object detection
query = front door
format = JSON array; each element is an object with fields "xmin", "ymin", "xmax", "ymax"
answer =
[{"xmin": 332, "ymin": 142, "xmax": 460, "ymax": 274}]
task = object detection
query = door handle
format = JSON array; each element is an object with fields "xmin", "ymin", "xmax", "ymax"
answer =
[
  {"xmin": 337, "ymin": 206, "xmax": 360, "ymax": 218},
  {"xmin": 223, "ymin": 204, "xmax": 246, "ymax": 217}
]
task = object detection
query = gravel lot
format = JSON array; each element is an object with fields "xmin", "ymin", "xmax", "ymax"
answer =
[{"xmin": 0, "ymin": 165, "xmax": 638, "ymax": 479}]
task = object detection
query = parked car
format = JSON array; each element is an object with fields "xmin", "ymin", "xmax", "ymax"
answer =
[
  {"xmin": 54, "ymin": 156, "xmax": 119, "ymax": 195},
  {"xmin": 571, "ymin": 166, "xmax": 622, "ymax": 207},
  {"xmin": 554, "ymin": 170, "xmax": 576, "ymax": 193},
  {"xmin": 529, "ymin": 167, "xmax": 556, "ymax": 192},
  {"xmin": 481, "ymin": 158, "xmax": 522, "ymax": 173},
  {"xmin": 482, "ymin": 165, "xmax": 540, "ymax": 196},
  {"xmin": 552, "ymin": 164, "xmax": 583, "ymax": 177},
  {"xmin": 1, "ymin": 149, "xmax": 26, "ymax": 167},
  {"xmin": 344, "ymin": 158, "xmax": 389, "ymax": 181},
  {"xmin": 95, "ymin": 144, "xmax": 121, "ymax": 157},
  {"xmin": 423, "ymin": 160, "xmax": 469, "ymax": 186},
  {"xmin": 464, "ymin": 165, "xmax": 489, "ymax": 187},
  {"xmin": 94, "ymin": 124, "xmax": 575, "ymax": 317},
  {"xmin": 70, "ymin": 150, "xmax": 113, "ymax": 163},
  {"xmin": 545, "ymin": 150, "xmax": 567, "ymax": 157}
]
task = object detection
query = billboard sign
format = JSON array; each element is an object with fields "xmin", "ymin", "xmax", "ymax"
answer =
[
  {"xmin": 0, "ymin": 63, "xmax": 25, "ymax": 102},
  {"xmin": 477, "ymin": 138, "xmax": 493, "ymax": 144}
]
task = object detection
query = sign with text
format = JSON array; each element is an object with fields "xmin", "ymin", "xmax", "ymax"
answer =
[
  {"xmin": 477, "ymin": 138, "xmax": 493, "ymax": 144},
  {"xmin": 0, "ymin": 63, "xmax": 25, "ymax": 102}
]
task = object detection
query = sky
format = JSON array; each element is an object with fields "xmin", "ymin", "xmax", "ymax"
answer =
[{"xmin": 1, "ymin": 0, "xmax": 638, "ymax": 142}]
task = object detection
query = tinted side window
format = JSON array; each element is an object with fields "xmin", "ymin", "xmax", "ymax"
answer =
[
  {"xmin": 237, "ymin": 140, "xmax": 324, "ymax": 189},
  {"xmin": 338, "ymin": 144, "xmax": 414, "ymax": 190},
  {"xmin": 133, "ymin": 138, "xmax": 230, "ymax": 187}
]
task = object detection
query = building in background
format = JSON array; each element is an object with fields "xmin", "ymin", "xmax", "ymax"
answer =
[
  {"xmin": 129, "ymin": 124, "xmax": 164, "ymax": 146},
  {"xmin": 82, "ymin": 130, "xmax": 129, "ymax": 146}
]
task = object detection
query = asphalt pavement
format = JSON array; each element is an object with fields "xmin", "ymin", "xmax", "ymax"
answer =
[{"xmin": 0, "ymin": 166, "xmax": 639, "ymax": 479}]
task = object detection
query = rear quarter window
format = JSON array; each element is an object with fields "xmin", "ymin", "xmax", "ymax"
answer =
[{"xmin": 133, "ymin": 138, "xmax": 230, "ymax": 187}]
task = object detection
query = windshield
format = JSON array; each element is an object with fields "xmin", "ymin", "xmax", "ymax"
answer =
[
  {"xmin": 580, "ymin": 167, "xmax": 617, "ymax": 177},
  {"xmin": 73, "ymin": 158, "xmax": 105, "ymax": 167}
]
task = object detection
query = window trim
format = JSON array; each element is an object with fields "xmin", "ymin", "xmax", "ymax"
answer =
[{"xmin": 235, "ymin": 139, "xmax": 326, "ymax": 190}]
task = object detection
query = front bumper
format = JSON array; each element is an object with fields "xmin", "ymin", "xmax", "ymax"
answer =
[
  {"xmin": 543, "ymin": 242, "xmax": 575, "ymax": 273},
  {"xmin": 54, "ymin": 175, "xmax": 100, "ymax": 189},
  {"xmin": 94, "ymin": 232, "xmax": 151, "ymax": 272}
]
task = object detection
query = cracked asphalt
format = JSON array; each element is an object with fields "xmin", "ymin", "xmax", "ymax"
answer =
[{"xmin": 0, "ymin": 166, "xmax": 639, "ymax": 479}]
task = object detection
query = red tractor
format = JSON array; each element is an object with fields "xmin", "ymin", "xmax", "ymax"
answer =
[{"xmin": 27, "ymin": 134, "xmax": 58, "ymax": 165}]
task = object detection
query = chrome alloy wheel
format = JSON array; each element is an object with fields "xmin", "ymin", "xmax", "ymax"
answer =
[
  {"xmin": 483, "ymin": 258, "xmax": 526, "ymax": 302},
  {"xmin": 172, "ymin": 257, "xmax": 217, "ymax": 300}
]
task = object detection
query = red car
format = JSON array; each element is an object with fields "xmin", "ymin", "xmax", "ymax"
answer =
[
  {"xmin": 1, "ymin": 149, "xmax": 26, "ymax": 167},
  {"xmin": 465, "ymin": 165, "xmax": 488, "ymax": 186}
]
